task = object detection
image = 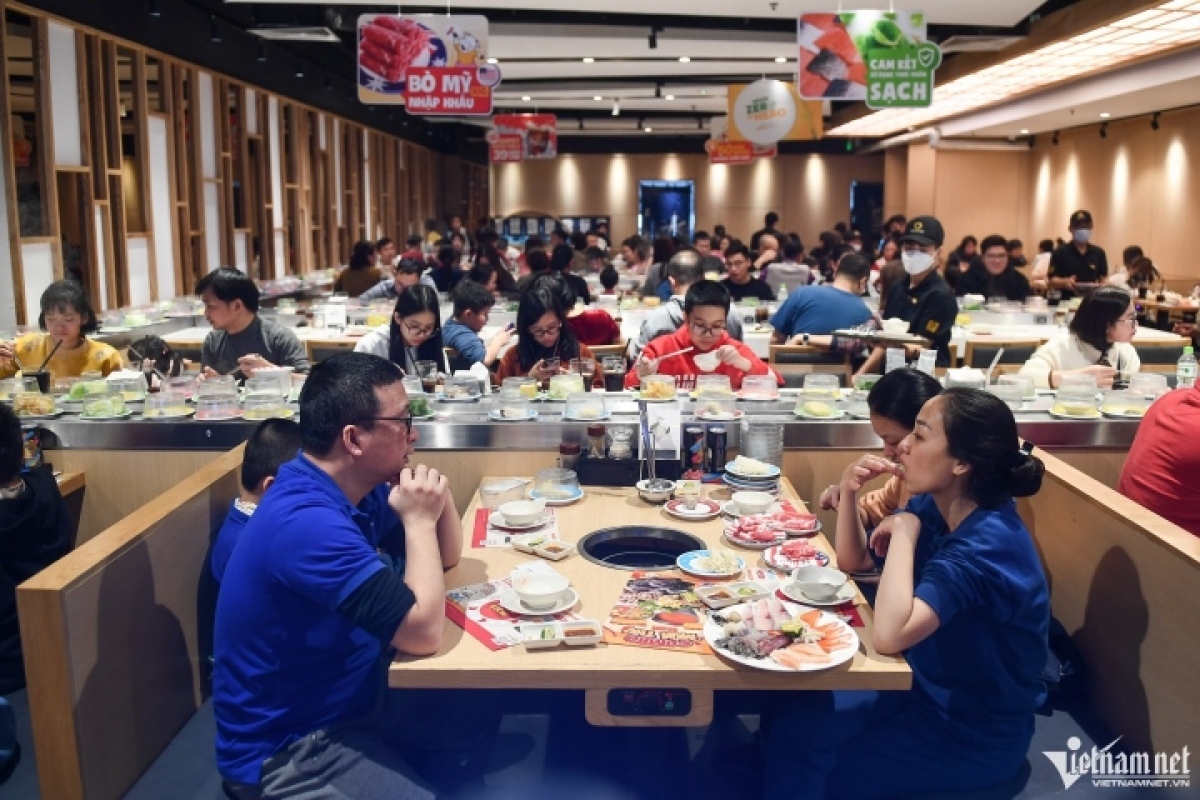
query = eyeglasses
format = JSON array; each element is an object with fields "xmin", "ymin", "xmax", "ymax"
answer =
[
  {"xmin": 1117, "ymin": 314, "xmax": 1138, "ymax": 325},
  {"xmin": 690, "ymin": 321, "xmax": 727, "ymax": 337},
  {"xmin": 404, "ymin": 322, "xmax": 438, "ymax": 338},
  {"xmin": 529, "ymin": 323, "xmax": 562, "ymax": 338},
  {"xmin": 357, "ymin": 415, "xmax": 414, "ymax": 436},
  {"xmin": 983, "ymin": 252, "xmax": 1008, "ymax": 261}
]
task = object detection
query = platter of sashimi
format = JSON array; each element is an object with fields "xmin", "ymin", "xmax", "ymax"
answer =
[{"xmin": 705, "ymin": 596, "xmax": 859, "ymax": 672}]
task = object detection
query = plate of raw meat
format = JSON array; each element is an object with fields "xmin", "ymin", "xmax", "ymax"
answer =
[{"xmin": 705, "ymin": 598, "xmax": 859, "ymax": 672}]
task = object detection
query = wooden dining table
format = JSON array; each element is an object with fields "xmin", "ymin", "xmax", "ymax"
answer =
[{"xmin": 388, "ymin": 478, "xmax": 911, "ymax": 727}]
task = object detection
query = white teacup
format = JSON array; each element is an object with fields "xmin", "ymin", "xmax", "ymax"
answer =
[
  {"xmin": 790, "ymin": 566, "xmax": 848, "ymax": 601},
  {"xmin": 731, "ymin": 491, "xmax": 774, "ymax": 515},
  {"xmin": 511, "ymin": 571, "xmax": 570, "ymax": 610},
  {"xmin": 693, "ymin": 351, "xmax": 720, "ymax": 373}
]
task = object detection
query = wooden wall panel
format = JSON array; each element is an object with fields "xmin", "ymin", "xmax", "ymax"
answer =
[
  {"xmin": 490, "ymin": 152, "xmax": 884, "ymax": 247},
  {"xmin": 932, "ymin": 148, "xmax": 1030, "ymax": 255}
]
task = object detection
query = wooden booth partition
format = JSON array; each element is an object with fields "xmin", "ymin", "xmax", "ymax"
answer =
[
  {"xmin": 17, "ymin": 445, "xmax": 244, "ymax": 800},
  {"xmin": 1020, "ymin": 450, "xmax": 1200, "ymax": 757}
]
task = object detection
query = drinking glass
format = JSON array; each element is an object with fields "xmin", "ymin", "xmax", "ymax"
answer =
[
  {"xmin": 570, "ymin": 358, "xmax": 596, "ymax": 392},
  {"xmin": 415, "ymin": 360, "xmax": 439, "ymax": 394}
]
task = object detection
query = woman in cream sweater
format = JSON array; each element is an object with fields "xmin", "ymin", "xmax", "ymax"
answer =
[{"xmin": 1019, "ymin": 287, "xmax": 1140, "ymax": 389}]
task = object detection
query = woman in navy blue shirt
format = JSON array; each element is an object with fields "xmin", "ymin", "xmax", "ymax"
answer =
[{"xmin": 763, "ymin": 388, "xmax": 1049, "ymax": 799}]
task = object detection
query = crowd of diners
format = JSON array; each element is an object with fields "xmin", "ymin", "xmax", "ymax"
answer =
[{"xmin": 1, "ymin": 210, "xmax": 1199, "ymax": 796}]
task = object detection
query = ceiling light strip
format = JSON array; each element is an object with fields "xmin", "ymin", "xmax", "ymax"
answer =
[{"xmin": 830, "ymin": 1, "xmax": 1200, "ymax": 137}]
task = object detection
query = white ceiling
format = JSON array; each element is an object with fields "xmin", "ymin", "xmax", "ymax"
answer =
[{"xmin": 238, "ymin": 1, "xmax": 1048, "ymax": 28}]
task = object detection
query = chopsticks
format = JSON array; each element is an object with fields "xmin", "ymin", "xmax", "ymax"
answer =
[{"xmin": 649, "ymin": 346, "xmax": 693, "ymax": 365}]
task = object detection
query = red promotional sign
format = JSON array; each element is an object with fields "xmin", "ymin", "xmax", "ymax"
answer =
[
  {"xmin": 487, "ymin": 131, "xmax": 525, "ymax": 163},
  {"xmin": 492, "ymin": 114, "xmax": 558, "ymax": 161},
  {"xmin": 403, "ymin": 66, "xmax": 495, "ymax": 115},
  {"xmin": 706, "ymin": 139, "xmax": 777, "ymax": 165}
]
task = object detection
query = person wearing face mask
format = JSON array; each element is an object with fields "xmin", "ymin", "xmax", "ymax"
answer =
[
  {"xmin": 856, "ymin": 216, "xmax": 958, "ymax": 375},
  {"xmin": 1049, "ymin": 210, "xmax": 1108, "ymax": 299}
]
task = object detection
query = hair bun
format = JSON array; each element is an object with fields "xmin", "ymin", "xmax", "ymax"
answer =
[{"xmin": 1008, "ymin": 451, "xmax": 1045, "ymax": 498}]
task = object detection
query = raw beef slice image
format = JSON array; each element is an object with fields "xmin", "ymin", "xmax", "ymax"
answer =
[{"xmin": 807, "ymin": 49, "xmax": 849, "ymax": 82}]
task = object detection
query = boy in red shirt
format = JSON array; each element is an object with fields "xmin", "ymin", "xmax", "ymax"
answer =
[{"xmin": 626, "ymin": 281, "xmax": 780, "ymax": 390}]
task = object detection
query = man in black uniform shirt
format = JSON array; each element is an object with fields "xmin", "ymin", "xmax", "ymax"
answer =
[
  {"xmin": 957, "ymin": 234, "xmax": 1031, "ymax": 302},
  {"xmin": 858, "ymin": 215, "xmax": 958, "ymax": 375},
  {"xmin": 1049, "ymin": 209, "xmax": 1108, "ymax": 298}
]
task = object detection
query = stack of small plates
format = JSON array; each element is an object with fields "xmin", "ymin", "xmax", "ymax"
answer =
[{"xmin": 722, "ymin": 461, "xmax": 781, "ymax": 495}]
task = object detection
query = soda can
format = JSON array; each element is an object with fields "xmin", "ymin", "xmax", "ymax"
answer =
[
  {"xmin": 682, "ymin": 426, "xmax": 706, "ymax": 475},
  {"xmin": 706, "ymin": 426, "xmax": 727, "ymax": 474}
]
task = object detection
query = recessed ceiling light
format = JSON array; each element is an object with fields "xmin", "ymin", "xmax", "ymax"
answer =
[
  {"xmin": 594, "ymin": 95, "xmax": 603, "ymax": 101},
  {"xmin": 486, "ymin": 57, "xmax": 498, "ymax": 65},
  {"xmin": 774, "ymin": 56, "xmax": 788, "ymax": 63},
  {"xmin": 522, "ymin": 95, "xmax": 531, "ymax": 102},
  {"xmin": 678, "ymin": 56, "xmax": 691, "ymax": 63},
  {"xmin": 1100, "ymin": 112, "xmax": 1111, "ymax": 118},
  {"xmin": 1020, "ymin": 128, "xmax": 1030, "ymax": 134},
  {"xmin": 583, "ymin": 57, "xmax": 595, "ymax": 63},
  {"xmin": 665, "ymin": 94, "xmax": 675, "ymax": 100}
]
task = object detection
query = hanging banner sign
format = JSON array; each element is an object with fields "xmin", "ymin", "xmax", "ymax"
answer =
[
  {"xmin": 486, "ymin": 130, "xmax": 525, "ymax": 163},
  {"xmin": 797, "ymin": 11, "xmax": 941, "ymax": 108},
  {"xmin": 705, "ymin": 140, "xmax": 777, "ymax": 165},
  {"xmin": 726, "ymin": 81, "xmax": 823, "ymax": 144},
  {"xmin": 357, "ymin": 15, "xmax": 499, "ymax": 114},
  {"xmin": 491, "ymin": 114, "xmax": 558, "ymax": 161}
]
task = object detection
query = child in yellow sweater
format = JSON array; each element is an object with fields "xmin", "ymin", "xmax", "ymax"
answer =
[{"xmin": 0, "ymin": 281, "xmax": 123, "ymax": 384}]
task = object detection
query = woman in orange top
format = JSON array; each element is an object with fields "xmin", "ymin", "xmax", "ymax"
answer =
[
  {"xmin": 0, "ymin": 281, "xmax": 123, "ymax": 383},
  {"xmin": 495, "ymin": 279, "xmax": 601, "ymax": 387}
]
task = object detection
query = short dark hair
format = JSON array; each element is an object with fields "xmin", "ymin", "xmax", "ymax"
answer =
[
  {"xmin": 940, "ymin": 388, "xmax": 1044, "ymax": 508},
  {"xmin": 524, "ymin": 236, "xmax": 544, "ymax": 252},
  {"xmin": 652, "ymin": 237, "xmax": 676, "ymax": 266},
  {"xmin": 196, "ymin": 267, "xmax": 260, "ymax": 313},
  {"xmin": 349, "ymin": 240, "xmax": 376, "ymax": 270},
  {"xmin": 406, "ymin": 234, "xmax": 423, "ymax": 248},
  {"xmin": 782, "ymin": 239, "xmax": 804, "ymax": 261},
  {"xmin": 376, "ymin": 236, "xmax": 394, "ymax": 251},
  {"xmin": 866, "ymin": 368, "xmax": 942, "ymax": 429},
  {"xmin": 0, "ymin": 404, "xmax": 23, "ymax": 484},
  {"xmin": 885, "ymin": 214, "xmax": 907, "ymax": 228},
  {"xmin": 1006, "ymin": 239, "xmax": 1023, "ymax": 252},
  {"xmin": 979, "ymin": 234, "xmax": 1008, "ymax": 255},
  {"xmin": 666, "ymin": 250, "xmax": 704, "ymax": 288},
  {"xmin": 584, "ymin": 246, "xmax": 606, "ymax": 262},
  {"xmin": 599, "ymin": 266, "xmax": 619, "ymax": 290},
  {"xmin": 468, "ymin": 261, "xmax": 496, "ymax": 287},
  {"xmin": 569, "ymin": 231, "xmax": 587, "ymax": 250},
  {"xmin": 835, "ymin": 253, "xmax": 872, "ymax": 281},
  {"xmin": 1122, "ymin": 245, "xmax": 1145, "ymax": 267},
  {"xmin": 724, "ymin": 241, "xmax": 751, "ymax": 262},
  {"xmin": 526, "ymin": 249, "xmax": 551, "ymax": 274},
  {"xmin": 1070, "ymin": 287, "xmax": 1131, "ymax": 352},
  {"xmin": 684, "ymin": 280, "xmax": 730, "ymax": 315},
  {"xmin": 622, "ymin": 235, "xmax": 650, "ymax": 260},
  {"xmin": 958, "ymin": 235, "xmax": 978, "ymax": 250},
  {"xmin": 765, "ymin": 212, "xmax": 779, "ymax": 227},
  {"xmin": 38, "ymin": 280, "xmax": 100, "ymax": 334},
  {"xmin": 1038, "ymin": 239, "xmax": 1054, "ymax": 253},
  {"xmin": 396, "ymin": 258, "xmax": 424, "ymax": 277},
  {"xmin": 452, "ymin": 279, "xmax": 496, "ymax": 317},
  {"xmin": 241, "ymin": 418, "xmax": 302, "ymax": 492},
  {"xmin": 550, "ymin": 244, "xmax": 575, "ymax": 272},
  {"xmin": 693, "ymin": 230, "xmax": 711, "ymax": 244},
  {"xmin": 299, "ymin": 352, "xmax": 404, "ymax": 457}
]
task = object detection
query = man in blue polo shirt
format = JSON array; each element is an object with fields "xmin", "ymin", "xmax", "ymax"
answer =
[
  {"xmin": 214, "ymin": 352, "xmax": 497, "ymax": 799},
  {"xmin": 769, "ymin": 253, "xmax": 873, "ymax": 346}
]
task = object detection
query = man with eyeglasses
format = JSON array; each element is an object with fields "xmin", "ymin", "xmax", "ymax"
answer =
[
  {"xmin": 214, "ymin": 352, "xmax": 498, "ymax": 800},
  {"xmin": 956, "ymin": 234, "xmax": 1031, "ymax": 302},
  {"xmin": 626, "ymin": 280, "xmax": 779, "ymax": 390}
]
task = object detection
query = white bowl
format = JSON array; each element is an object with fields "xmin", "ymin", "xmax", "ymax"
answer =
[
  {"xmin": 497, "ymin": 499, "xmax": 546, "ymax": 526},
  {"xmin": 881, "ymin": 317, "xmax": 909, "ymax": 334},
  {"xmin": 731, "ymin": 490, "xmax": 775, "ymax": 515},
  {"xmin": 511, "ymin": 571, "xmax": 570, "ymax": 610},
  {"xmin": 789, "ymin": 566, "xmax": 848, "ymax": 601},
  {"xmin": 693, "ymin": 351, "xmax": 720, "ymax": 373}
]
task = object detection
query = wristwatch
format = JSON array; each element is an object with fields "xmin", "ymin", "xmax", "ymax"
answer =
[{"xmin": 802, "ymin": 333, "xmax": 810, "ymax": 345}]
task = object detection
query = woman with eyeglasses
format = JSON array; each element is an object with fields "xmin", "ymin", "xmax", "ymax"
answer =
[
  {"xmin": 355, "ymin": 285, "xmax": 445, "ymax": 375},
  {"xmin": 495, "ymin": 283, "xmax": 600, "ymax": 386},
  {"xmin": 1018, "ymin": 286, "xmax": 1141, "ymax": 389},
  {"xmin": 624, "ymin": 280, "xmax": 779, "ymax": 390}
]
